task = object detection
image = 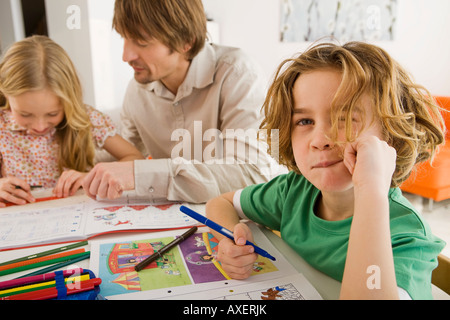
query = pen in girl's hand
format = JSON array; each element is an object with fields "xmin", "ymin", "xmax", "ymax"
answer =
[{"xmin": 15, "ymin": 185, "xmax": 43, "ymax": 191}]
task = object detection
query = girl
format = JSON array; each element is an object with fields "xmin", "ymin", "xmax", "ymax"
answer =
[
  {"xmin": 0, "ymin": 35, "xmax": 144, "ymax": 207},
  {"xmin": 206, "ymin": 41, "xmax": 446, "ymax": 300}
]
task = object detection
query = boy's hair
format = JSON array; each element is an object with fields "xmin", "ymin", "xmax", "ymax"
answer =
[
  {"xmin": 0, "ymin": 35, "xmax": 95, "ymax": 173},
  {"xmin": 261, "ymin": 41, "xmax": 446, "ymax": 187},
  {"xmin": 113, "ymin": 0, "xmax": 207, "ymax": 60}
]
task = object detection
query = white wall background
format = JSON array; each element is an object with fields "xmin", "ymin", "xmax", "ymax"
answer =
[
  {"xmin": 203, "ymin": 0, "xmax": 450, "ymax": 97},
  {"xmin": 29, "ymin": 0, "xmax": 450, "ymax": 112},
  {"xmin": 45, "ymin": 0, "xmax": 131, "ymax": 111},
  {"xmin": 0, "ymin": 0, "xmax": 25, "ymax": 54}
]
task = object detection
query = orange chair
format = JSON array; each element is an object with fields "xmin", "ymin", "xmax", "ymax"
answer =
[{"xmin": 401, "ymin": 96, "xmax": 450, "ymax": 203}]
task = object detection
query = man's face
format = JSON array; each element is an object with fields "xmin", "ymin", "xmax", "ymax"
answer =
[{"xmin": 122, "ymin": 36, "xmax": 190, "ymax": 89}]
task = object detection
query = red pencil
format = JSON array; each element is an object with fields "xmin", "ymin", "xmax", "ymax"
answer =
[
  {"xmin": 4, "ymin": 196, "xmax": 60, "ymax": 207},
  {"xmin": 1, "ymin": 278, "xmax": 102, "ymax": 300}
]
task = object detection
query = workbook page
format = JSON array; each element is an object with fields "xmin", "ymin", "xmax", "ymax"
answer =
[
  {"xmin": 82, "ymin": 202, "xmax": 201, "ymax": 236},
  {"xmin": 0, "ymin": 203, "xmax": 87, "ymax": 250}
]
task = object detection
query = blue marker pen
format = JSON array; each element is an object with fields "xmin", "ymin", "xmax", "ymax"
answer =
[{"xmin": 180, "ymin": 205, "xmax": 276, "ymax": 261}]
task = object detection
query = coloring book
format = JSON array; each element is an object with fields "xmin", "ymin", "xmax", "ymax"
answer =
[
  {"xmin": 89, "ymin": 223, "xmax": 322, "ymax": 300},
  {"xmin": 0, "ymin": 196, "xmax": 201, "ymax": 251}
]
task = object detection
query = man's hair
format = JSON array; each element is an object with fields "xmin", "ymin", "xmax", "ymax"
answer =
[{"xmin": 113, "ymin": 0, "xmax": 207, "ymax": 60}]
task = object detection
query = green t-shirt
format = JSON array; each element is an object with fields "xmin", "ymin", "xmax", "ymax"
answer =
[{"xmin": 238, "ymin": 172, "xmax": 445, "ymax": 300}]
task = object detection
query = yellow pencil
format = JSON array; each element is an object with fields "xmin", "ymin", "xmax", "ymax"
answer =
[{"xmin": 0, "ymin": 274, "xmax": 89, "ymax": 296}]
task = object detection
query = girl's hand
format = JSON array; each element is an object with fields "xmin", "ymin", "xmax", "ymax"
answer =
[
  {"xmin": 0, "ymin": 177, "xmax": 35, "ymax": 207},
  {"xmin": 343, "ymin": 134, "xmax": 397, "ymax": 192},
  {"xmin": 53, "ymin": 170, "xmax": 87, "ymax": 198},
  {"xmin": 215, "ymin": 223, "xmax": 258, "ymax": 280}
]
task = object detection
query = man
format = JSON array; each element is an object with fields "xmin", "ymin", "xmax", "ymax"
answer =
[{"xmin": 83, "ymin": 0, "xmax": 283, "ymax": 203}]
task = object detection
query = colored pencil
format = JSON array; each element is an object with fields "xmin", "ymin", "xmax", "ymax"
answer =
[
  {"xmin": 1, "ymin": 278, "xmax": 101, "ymax": 300},
  {"xmin": 0, "ymin": 274, "xmax": 90, "ymax": 297},
  {"xmin": 16, "ymin": 252, "xmax": 90, "ymax": 278},
  {"xmin": 0, "ymin": 251, "xmax": 89, "ymax": 277},
  {"xmin": 0, "ymin": 248, "xmax": 85, "ymax": 272},
  {"xmin": 0, "ymin": 268, "xmax": 83, "ymax": 290},
  {"xmin": 0, "ymin": 240, "xmax": 88, "ymax": 267},
  {"xmin": 5, "ymin": 196, "xmax": 60, "ymax": 207}
]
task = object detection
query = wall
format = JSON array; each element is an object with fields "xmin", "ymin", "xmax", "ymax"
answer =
[
  {"xmin": 45, "ymin": 0, "xmax": 218, "ymax": 111},
  {"xmin": 85, "ymin": 0, "xmax": 133, "ymax": 111},
  {"xmin": 43, "ymin": 0, "xmax": 450, "ymax": 113},
  {"xmin": 45, "ymin": 0, "xmax": 132, "ymax": 111},
  {"xmin": 0, "ymin": 0, "xmax": 25, "ymax": 55},
  {"xmin": 203, "ymin": 0, "xmax": 450, "ymax": 96},
  {"xmin": 45, "ymin": 0, "xmax": 97, "ymax": 106}
]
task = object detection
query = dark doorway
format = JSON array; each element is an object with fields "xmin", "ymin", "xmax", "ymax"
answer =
[{"xmin": 21, "ymin": 0, "xmax": 48, "ymax": 36}]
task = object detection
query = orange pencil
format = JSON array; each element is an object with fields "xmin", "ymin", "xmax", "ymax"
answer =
[
  {"xmin": 0, "ymin": 248, "xmax": 85, "ymax": 272},
  {"xmin": 5, "ymin": 196, "xmax": 60, "ymax": 207}
]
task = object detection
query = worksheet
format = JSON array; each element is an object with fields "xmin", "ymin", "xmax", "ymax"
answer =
[
  {"xmin": 89, "ymin": 224, "xmax": 322, "ymax": 300},
  {"xmin": 0, "ymin": 198, "xmax": 201, "ymax": 250},
  {"xmin": 168, "ymin": 274, "xmax": 322, "ymax": 300}
]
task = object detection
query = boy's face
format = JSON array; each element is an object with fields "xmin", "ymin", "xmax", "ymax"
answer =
[{"xmin": 291, "ymin": 69, "xmax": 383, "ymax": 193}]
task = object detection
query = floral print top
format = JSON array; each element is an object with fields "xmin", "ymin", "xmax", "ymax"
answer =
[{"xmin": 0, "ymin": 105, "xmax": 116, "ymax": 188}]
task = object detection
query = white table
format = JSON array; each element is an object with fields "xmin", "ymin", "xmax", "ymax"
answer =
[
  {"xmin": 0, "ymin": 190, "xmax": 342, "ymax": 300},
  {"xmin": 2, "ymin": 191, "xmax": 446, "ymax": 300}
]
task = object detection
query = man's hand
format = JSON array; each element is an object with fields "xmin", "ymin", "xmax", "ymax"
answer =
[{"xmin": 82, "ymin": 161, "xmax": 135, "ymax": 200}]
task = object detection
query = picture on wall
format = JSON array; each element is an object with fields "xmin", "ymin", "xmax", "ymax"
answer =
[{"xmin": 280, "ymin": 0, "xmax": 398, "ymax": 42}]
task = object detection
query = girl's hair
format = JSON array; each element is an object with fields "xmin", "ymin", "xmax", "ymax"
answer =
[
  {"xmin": 113, "ymin": 0, "xmax": 207, "ymax": 60},
  {"xmin": 261, "ymin": 41, "xmax": 446, "ymax": 187},
  {"xmin": 0, "ymin": 35, "xmax": 95, "ymax": 173}
]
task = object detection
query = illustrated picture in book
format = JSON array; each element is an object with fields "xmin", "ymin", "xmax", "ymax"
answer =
[{"xmin": 95, "ymin": 230, "xmax": 279, "ymax": 298}]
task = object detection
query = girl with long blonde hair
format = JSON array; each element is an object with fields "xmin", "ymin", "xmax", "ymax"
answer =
[{"xmin": 0, "ymin": 35, "xmax": 143, "ymax": 206}]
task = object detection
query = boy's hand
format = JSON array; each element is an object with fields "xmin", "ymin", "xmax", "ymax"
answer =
[
  {"xmin": 215, "ymin": 223, "xmax": 257, "ymax": 279},
  {"xmin": 343, "ymin": 134, "xmax": 396, "ymax": 192}
]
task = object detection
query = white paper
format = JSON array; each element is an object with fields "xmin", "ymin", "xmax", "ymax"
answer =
[
  {"xmin": 0, "ymin": 197, "xmax": 201, "ymax": 250},
  {"xmin": 89, "ymin": 224, "xmax": 322, "ymax": 300}
]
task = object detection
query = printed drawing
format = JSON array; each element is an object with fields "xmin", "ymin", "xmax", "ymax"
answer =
[
  {"xmin": 97, "ymin": 231, "xmax": 278, "ymax": 297},
  {"xmin": 93, "ymin": 204, "xmax": 176, "ymax": 227},
  {"xmin": 215, "ymin": 283, "xmax": 305, "ymax": 300},
  {"xmin": 98, "ymin": 236, "xmax": 191, "ymax": 296},
  {"xmin": 179, "ymin": 232, "xmax": 278, "ymax": 283},
  {"xmin": 86, "ymin": 202, "xmax": 196, "ymax": 232}
]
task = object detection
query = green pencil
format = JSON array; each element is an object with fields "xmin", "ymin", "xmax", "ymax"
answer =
[
  {"xmin": 0, "ymin": 252, "xmax": 90, "ymax": 277},
  {"xmin": 0, "ymin": 241, "xmax": 88, "ymax": 267},
  {"xmin": 16, "ymin": 252, "xmax": 90, "ymax": 279}
]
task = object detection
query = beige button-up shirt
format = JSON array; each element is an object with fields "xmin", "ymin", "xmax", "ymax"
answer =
[{"xmin": 121, "ymin": 43, "xmax": 285, "ymax": 203}]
